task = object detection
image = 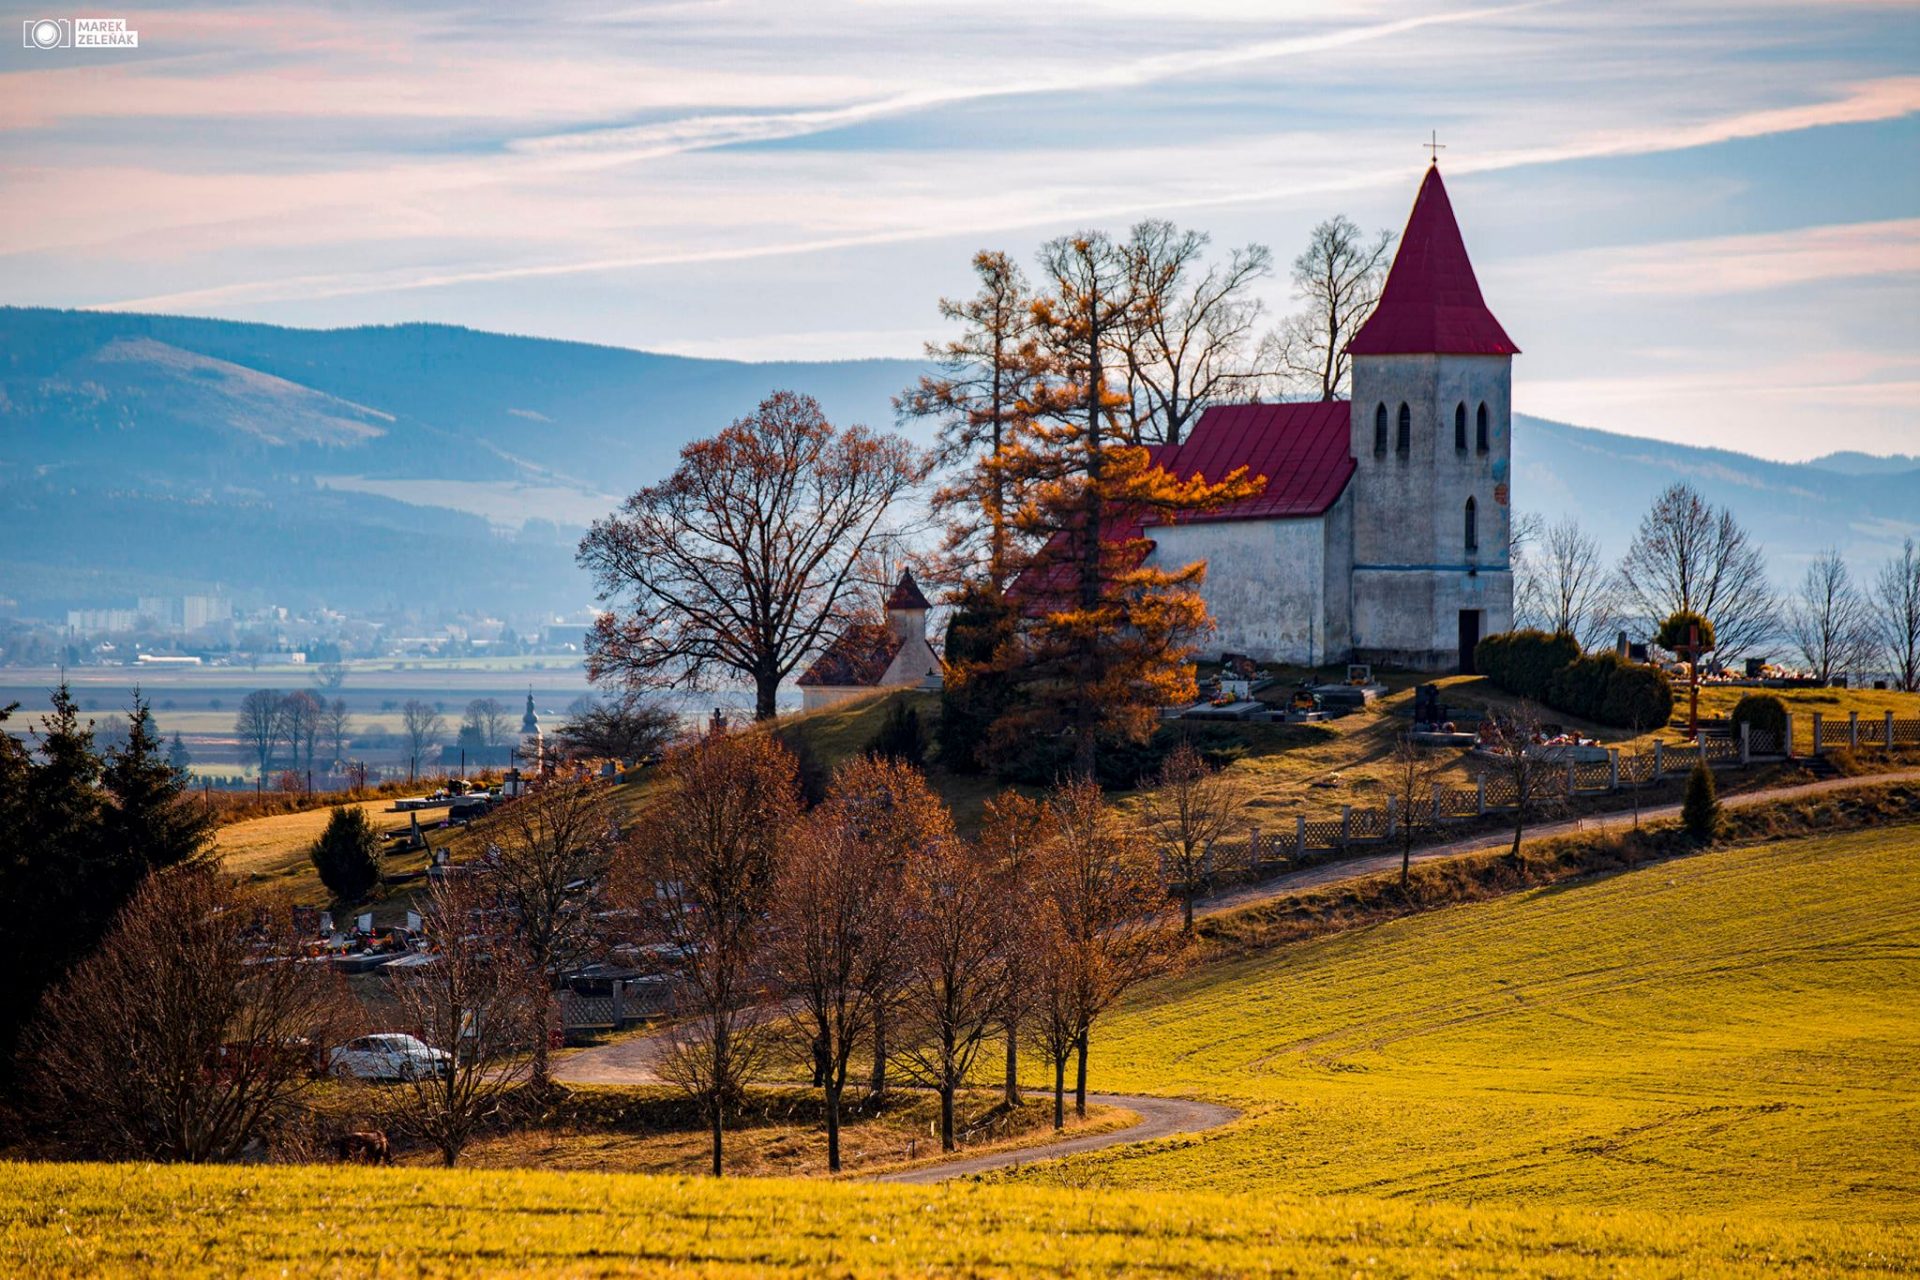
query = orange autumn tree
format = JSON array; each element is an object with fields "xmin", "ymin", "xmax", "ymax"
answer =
[{"xmin": 994, "ymin": 231, "xmax": 1263, "ymax": 776}]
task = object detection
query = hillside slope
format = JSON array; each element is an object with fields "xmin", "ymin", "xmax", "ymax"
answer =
[{"xmin": 1012, "ymin": 824, "xmax": 1920, "ymax": 1225}]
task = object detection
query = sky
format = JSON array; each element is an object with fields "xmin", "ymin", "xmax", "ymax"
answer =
[{"xmin": 2, "ymin": 0, "xmax": 1916, "ymax": 461}]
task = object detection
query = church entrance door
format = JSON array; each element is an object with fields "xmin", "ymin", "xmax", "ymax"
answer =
[{"xmin": 1457, "ymin": 610, "xmax": 1481, "ymax": 675}]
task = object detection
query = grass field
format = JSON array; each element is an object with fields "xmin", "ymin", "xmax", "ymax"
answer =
[
  {"xmin": 214, "ymin": 798, "xmax": 430, "ymax": 899},
  {"xmin": 1004, "ymin": 824, "xmax": 1920, "ymax": 1227},
  {"xmin": 4, "ymin": 1158, "xmax": 1913, "ymax": 1277},
  {"xmin": 6, "ymin": 825, "xmax": 1919, "ymax": 1273}
]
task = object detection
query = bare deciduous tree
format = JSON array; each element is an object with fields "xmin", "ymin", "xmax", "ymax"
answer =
[
  {"xmin": 1388, "ymin": 731, "xmax": 1446, "ymax": 888},
  {"xmin": 1139, "ymin": 740, "xmax": 1245, "ymax": 931},
  {"xmin": 1117, "ymin": 220, "xmax": 1271, "ymax": 446},
  {"xmin": 977, "ymin": 789, "xmax": 1048, "ymax": 1106},
  {"xmin": 623, "ymin": 732, "xmax": 798, "ymax": 1174},
  {"xmin": 235, "ymin": 688, "xmax": 283, "ymax": 778},
  {"xmin": 1787, "ymin": 548, "xmax": 1874, "ymax": 683},
  {"xmin": 482, "ymin": 778, "xmax": 619, "ymax": 1088},
  {"xmin": 767, "ymin": 756, "xmax": 921, "ymax": 1171},
  {"xmin": 282, "ymin": 690, "xmax": 324, "ymax": 776},
  {"xmin": 1038, "ymin": 778, "xmax": 1177, "ymax": 1122},
  {"xmin": 387, "ymin": 872, "xmax": 543, "ymax": 1167},
  {"xmin": 553, "ymin": 692, "xmax": 679, "ymax": 765},
  {"xmin": 463, "ymin": 697, "xmax": 511, "ymax": 749},
  {"xmin": 320, "ymin": 697, "xmax": 352, "ymax": 771},
  {"xmin": 1872, "ymin": 537, "xmax": 1920, "ymax": 692},
  {"xmin": 1518, "ymin": 516, "xmax": 1614, "ymax": 647},
  {"xmin": 1484, "ymin": 704, "xmax": 1554, "ymax": 864},
  {"xmin": 889, "ymin": 798, "xmax": 1006, "ymax": 1152},
  {"xmin": 1614, "ymin": 482, "xmax": 1775, "ymax": 662},
  {"xmin": 579, "ymin": 391, "xmax": 929, "ymax": 721},
  {"xmin": 401, "ymin": 699, "xmax": 445, "ymax": 776},
  {"xmin": 1264, "ymin": 214, "xmax": 1394, "ymax": 401},
  {"xmin": 28, "ymin": 865, "xmax": 343, "ymax": 1162}
]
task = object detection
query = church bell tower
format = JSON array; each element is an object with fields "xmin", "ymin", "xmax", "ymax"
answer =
[{"xmin": 1344, "ymin": 163, "xmax": 1517, "ymax": 673}]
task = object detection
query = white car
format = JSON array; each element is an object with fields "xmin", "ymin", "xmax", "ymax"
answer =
[{"xmin": 328, "ymin": 1033, "xmax": 451, "ymax": 1083}]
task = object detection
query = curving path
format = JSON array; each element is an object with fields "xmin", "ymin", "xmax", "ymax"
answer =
[
  {"xmin": 1195, "ymin": 765, "xmax": 1920, "ymax": 919},
  {"xmin": 875, "ymin": 1093, "xmax": 1239, "ymax": 1184},
  {"xmin": 554, "ymin": 768, "xmax": 1915, "ymax": 1180}
]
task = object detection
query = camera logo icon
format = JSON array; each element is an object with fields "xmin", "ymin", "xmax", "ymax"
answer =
[{"xmin": 24, "ymin": 18, "xmax": 70, "ymax": 48}]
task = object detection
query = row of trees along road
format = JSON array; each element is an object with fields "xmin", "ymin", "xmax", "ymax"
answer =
[
  {"xmin": 623, "ymin": 735, "xmax": 1181, "ymax": 1175},
  {"xmin": 19, "ymin": 728, "xmax": 1220, "ymax": 1173},
  {"xmin": 578, "ymin": 215, "xmax": 1392, "ymax": 778},
  {"xmin": 1516, "ymin": 483, "xmax": 1920, "ymax": 690}
]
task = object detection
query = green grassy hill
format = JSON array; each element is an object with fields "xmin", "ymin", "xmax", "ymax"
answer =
[
  {"xmin": 1011, "ymin": 824, "xmax": 1920, "ymax": 1226},
  {"xmin": 9, "ymin": 823, "xmax": 1918, "ymax": 1273}
]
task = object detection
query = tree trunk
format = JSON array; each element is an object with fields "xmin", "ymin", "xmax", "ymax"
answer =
[
  {"xmin": 531, "ymin": 993, "xmax": 551, "ymax": 1088},
  {"xmin": 1053, "ymin": 1055, "xmax": 1066, "ymax": 1130},
  {"xmin": 869, "ymin": 1015, "xmax": 887, "ymax": 1101},
  {"xmin": 1074, "ymin": 1031, "xmax": 1089, "ymax": 1119},
  {"xmin": 754, "ymin": 672, "xmax": 779, "ymax": 722},
  {"xmin": 710, "ymin": 1098, "xmax": 724, "ymax": 1176},
  {"xmin": 825, "ymin": 1082, "xmax": 842, "ymax": 1173},
  {"xmin": 1182, "ymin": 888, "xmax": 1195, "ymax": 933},
  {"xmin": 441, "ymin": 1142, "xmax": 458, "ymax": 1168},
  {"xmin": 1004, "ymin": 1023, "xmax": 1021, "ymax": 1107},
  {"xmin": 940, "ymin": 1083, "xmax": 955, "ymax": 1152}
]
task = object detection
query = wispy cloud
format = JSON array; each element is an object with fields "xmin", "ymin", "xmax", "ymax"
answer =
[{"xmin": 1577, "ymin": 218, "xmax": 1920, "ymax": 296}]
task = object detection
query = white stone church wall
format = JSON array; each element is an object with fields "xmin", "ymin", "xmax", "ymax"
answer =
[{"xmin": 1149, "ymin": 515, "xmax": 1335, "ymax": 665}]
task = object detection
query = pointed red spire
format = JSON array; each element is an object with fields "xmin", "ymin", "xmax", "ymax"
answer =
[{"xmin": 1347, "ymin": 164, "xmax": 1518, "ymax": 357}]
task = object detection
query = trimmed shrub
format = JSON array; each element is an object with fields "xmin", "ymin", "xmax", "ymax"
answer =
[
  {"xmin": 309, "ymin": 806, "xmax": 382, "ymax": 903},
  {"xmin": 1480, "ymin": 631, "xmax": 1666, "ymax": 728},
  {"xmin": 1681, "ymin": 762, "xmax": 1721, "ymax": 843},
  {"xmin": 1730, "ymin": 693, "xmax": 1788, "ymax": 740},
  {"xmin": 1656, "ymin": 610, "xmax": 1715, "ymax": 656}
]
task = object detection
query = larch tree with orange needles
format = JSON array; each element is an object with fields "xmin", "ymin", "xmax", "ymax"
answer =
[{"xmin": 998, "ymin": 231, "xmax": 1263, "ymax": 777}]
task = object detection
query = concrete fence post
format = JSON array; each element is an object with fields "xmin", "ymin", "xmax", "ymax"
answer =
[
  {"xmin": 1849, "ymin": 711, "xmax": 1860, "ymax": 752},
  {"xmin": 1739, "ymin": 722, "xmax": 1750, "ymax": 765},
  {"xmin": 1386, "ymin": 796, "xmax": 1398, "ymax": 838},
  {"xmin": 1476, "ymin": 779, "xmax": 1487, "ymax": 815},
  {"xmin": 1202, "ymin": 843, "xmax": 1214, "ymax": 881},
  {"xmin": 1295, "ymin": 815, "xmax": 1306, "ymax": 859},
  {"xmin": 612, "ymin": 981, "xmax": 625, "ymax": 1028},
  {"xmin": 1653, "ymin": 740, "xmax": 1664, "ymax": 779},
  {"xmin": 1340, "ymin": 806, "xmax": 1352, "ymax": 848},
  {"xmin": 1812, "ymin": 713, "xmax": 1823, "ymax": 757},
  {"xmin": 1888, "ymin": 710, "xmax": 1898, "ymax": 752},
  {"xmin": 1785, "ymin": 711, "xmax": 1796, "ymax": 758},
  {"xmin": 1608, "ymin": 748, "xmax": 1621, "ymax": 789},
  {"xmin": 1565, "ymin": 762, "xmax": 1575, "ymax": 797}
]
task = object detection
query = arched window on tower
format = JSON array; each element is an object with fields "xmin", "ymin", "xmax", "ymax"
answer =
[
  {"xmin": 1396, "ymin": 403, "xmax": 1411, "ymax": 455},
  {"xmin": 1374, "ymin": 403, "xmax": 1387, "ymax": 456},
  {"xmin": 1464, "ymin": 496, "xmax": 1479, "ymax": 554},
  {"xmin": 1476, "ymin": 402, "xmax": 1490, "ymax": 453},
  {"xmin": 1454, "ymin": 403, "xmax": 1468, "ymax": 452}
]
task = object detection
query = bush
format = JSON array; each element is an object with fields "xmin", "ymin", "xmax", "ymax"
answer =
[
  {"xmin": 308, "ymin": 806, "xmax": 382, "ymax": 902},
  {"xmin": 771, "ymin": 728, "xmax": 829, "ymax": 810},
  {"xmin": 865, "ymin": 697, "xmax": 929, "ymax": 768},
  {"xmin": 1731, "ymin": 693, "xmax": 1788, "ymax": 739},
  {"xmin": 1476, "ymin": 630, "xmax": 1579, "ymax": 701},
  {"xmin": 1480, "ymin": 632, "xmax": 1669, "ymax": 729},
  {"xmin": 1656, "ymin": 610, "xmax": 1714, "ymax": 656},
  {"xmin": 1681, "ymin": 763, "xmax": 1721, "ymax": 843}
]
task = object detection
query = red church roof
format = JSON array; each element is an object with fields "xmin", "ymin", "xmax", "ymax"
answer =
[
  {"xmin": 1150, "ymin": 400, "xmax": 1355, "ymax": 525},
  {"xmin": 1346, "ymin": 164, "xmax": 1519, "ymax": 358}
]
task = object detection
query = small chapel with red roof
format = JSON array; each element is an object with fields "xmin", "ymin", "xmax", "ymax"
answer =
[{"xmin": 1132, "ymin": 162, "xmax": 1517, "ymax": 672}]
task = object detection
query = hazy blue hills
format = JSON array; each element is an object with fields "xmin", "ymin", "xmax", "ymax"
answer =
[{"xmin": 2, "ymin": 306, "xmax": 1913, "ymax": 618}]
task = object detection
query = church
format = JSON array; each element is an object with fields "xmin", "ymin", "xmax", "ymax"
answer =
[{"xmin": 1137, "ymin": 162, "xmax": 1518, "ymax": 673}]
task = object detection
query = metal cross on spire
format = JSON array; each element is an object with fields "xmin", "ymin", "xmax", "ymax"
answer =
[{"xmin": 1425, "ymin": 130, "xmax": 1446, "ymax": 163}]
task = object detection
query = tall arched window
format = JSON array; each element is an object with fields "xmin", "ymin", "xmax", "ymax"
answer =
[
  {"xmin": 1464, "ymin": 496, "xmax": 1479, "ymax": 553},
  {"xmin": 1454, "ymin": 402, "xmax": 1468, "ymax": 451},
  {"xmin": 1396, "ymin": 402, "xmax": 1411, "ymax": 455},
  {"xmin": 1373, "ymin": 403, "xmax": 1387, "ymax": 456},
  {"xmin": 1475, "ymin": 402, "xmax": 1490, "ymax": 453}
]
